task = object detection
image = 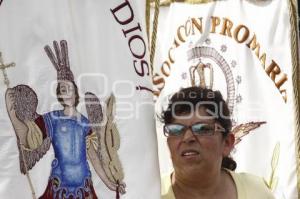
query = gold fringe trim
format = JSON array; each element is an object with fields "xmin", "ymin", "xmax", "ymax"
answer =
[
  {"xmin": 146, "ymin": 0, "xmax": 151, "ymax": 44},
  {"xmin": 149, "ymin": 0, "xmax": 160, "ymax": 75},
  {"xmin": 288, "ymin": 0, "xmax": 300, "ymax": 198}
]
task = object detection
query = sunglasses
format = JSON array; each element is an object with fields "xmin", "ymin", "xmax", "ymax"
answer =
[{"xmin": 163, "ymin": 122, "xmax": 225, "ymax": 137}]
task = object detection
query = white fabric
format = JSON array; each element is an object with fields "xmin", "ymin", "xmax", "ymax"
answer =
[
  {"xmin": 153, "ymin": 1, "xmax": 298, "ymax": 199},
  {"xmin": 0, "ymin": 1, "xmax": 160, "ymax": 199}
]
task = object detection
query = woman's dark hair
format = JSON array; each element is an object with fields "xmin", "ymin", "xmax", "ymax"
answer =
[
  {"xmin": 56, "ymin": 81, "xmax": 80, "ymax": 107},
  {"xmin": 160, "ymin": 86, "xmax": 237, "ymax": 171}
]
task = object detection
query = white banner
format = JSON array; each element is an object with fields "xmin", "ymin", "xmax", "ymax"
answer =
[
  {"xmin": 0, "ymin": 1, "xmax": 160, "ymax": 199},
  {"xmin": 153, "ymin": 1, "xmax": 298, "ymax": 198}
]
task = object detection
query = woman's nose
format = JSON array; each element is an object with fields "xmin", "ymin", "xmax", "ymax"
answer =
[{"xmin": 182, "ymin": 128, "xmax": 196, "ymax": 143}]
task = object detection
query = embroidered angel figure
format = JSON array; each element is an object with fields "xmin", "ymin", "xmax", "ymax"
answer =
[{"xmin": 5, "ymin": 40, "xmax": 125, "ymax": 199}]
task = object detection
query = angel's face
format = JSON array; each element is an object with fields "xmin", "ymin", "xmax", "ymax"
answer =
[{"xmin": 57, "ymin": 81, "xmax": 77, "ymax": 107}]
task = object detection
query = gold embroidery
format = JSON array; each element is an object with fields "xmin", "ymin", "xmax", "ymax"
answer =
[
  {"xmin": 189, "ymin": 62, "xmax": 213, "ymax": 89},
  {"xmin": 85, "ymin": 93, "xmax": 124, "ymax": 184},
  {"xmin": 100, "ymin": 94, "xmax": 124, "ymax": 183},
  {"xmin": 86, "ymin": 132, "xmax": 98, "ymax": 150},
  {"xmin": 25, "ymin": 121, "xmax": 43, "ymax": 150}
]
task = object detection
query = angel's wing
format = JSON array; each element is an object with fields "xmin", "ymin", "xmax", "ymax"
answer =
[
  {"xmin": 232, "ymin": 121, "xmax": 266, "ymax": 145},
  {"xmin": 85, "ymin": 92, "xmax": 124, "ymax": 184},
  {"xmin": 9, "ymin": 85, "xmax": 51, "ymax": 174}
]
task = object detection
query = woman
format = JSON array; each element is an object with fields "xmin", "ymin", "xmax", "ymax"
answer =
[{"xmin": 160, "ymin": 87, "xmax": 275, "ymax": 199}]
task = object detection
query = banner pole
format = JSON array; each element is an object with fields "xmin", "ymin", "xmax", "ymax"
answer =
[{"xmin": 0, "ymin": 52, "xmax": 37, "ymax": 199}]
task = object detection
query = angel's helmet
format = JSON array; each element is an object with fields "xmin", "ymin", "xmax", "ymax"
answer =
[
  {"xmin": 159, "ymin": 86, "xmax": 236, "ymax": 170},
  {"xmin": 44, "ymin": 40, "xmax": 79, "ymax": 107}
]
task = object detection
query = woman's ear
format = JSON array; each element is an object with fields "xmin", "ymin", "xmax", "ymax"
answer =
[{"xmin": 222, "ymin": 133, "xmax": 235, "ymax": 157}]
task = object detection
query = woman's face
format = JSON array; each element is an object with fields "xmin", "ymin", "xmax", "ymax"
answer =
[
  {"xmin": 167, "ymin": 106, "xmax": 234, "ymax": 174},
  {"xmin": 59, "ymin": 81, "xmax": 76, "ymax": 107}
]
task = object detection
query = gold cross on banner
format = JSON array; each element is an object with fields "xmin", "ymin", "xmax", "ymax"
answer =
[{"xmin": 0, "ymin": 52, "xmax": 15, "ymax": 88}]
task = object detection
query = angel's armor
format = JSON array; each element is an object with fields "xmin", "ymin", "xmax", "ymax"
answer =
[{"xmin": 35, "ymin": 110, "xmax": 98, "ymax": 199}]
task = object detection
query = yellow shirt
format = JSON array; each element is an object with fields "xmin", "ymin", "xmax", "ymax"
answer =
[{"xmin": 161, "ymin": 170, "xmax": 275, "ymax": 199}]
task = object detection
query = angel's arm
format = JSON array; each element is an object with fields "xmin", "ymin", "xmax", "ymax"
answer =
[{"xmin": 87, "ymin": 137, "xmax": 118, "ymax": 191}]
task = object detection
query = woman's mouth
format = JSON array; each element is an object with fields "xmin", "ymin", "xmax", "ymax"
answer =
[{"xmin": 181, "ymin": 150, "xmax": 200, "ymax": 157}]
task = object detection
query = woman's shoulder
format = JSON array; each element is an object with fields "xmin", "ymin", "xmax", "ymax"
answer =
[
  {"xmin": 233, "ymin": 171, "xmax": 268, "ymax": 189},
  {"xmin": 230, "ymin": 171, "xmax": 275, "ymax": 199}
]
